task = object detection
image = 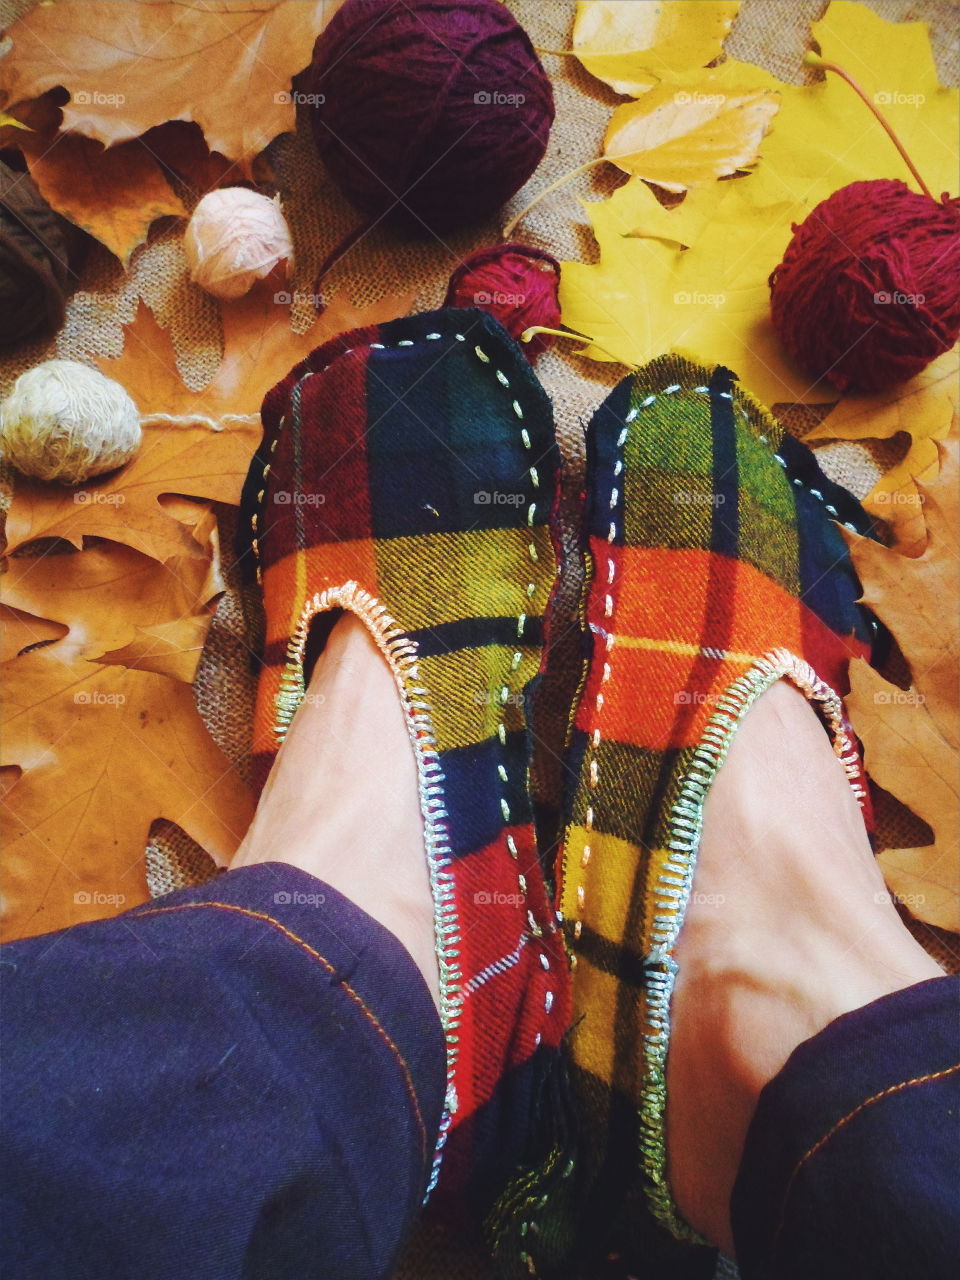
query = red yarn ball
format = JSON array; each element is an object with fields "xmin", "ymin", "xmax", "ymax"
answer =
[
  {"xmin": 444, "ymin": 243, "xmax": 561, "ymax": 360},
  {"xmin": 303, "ymin": 0, "xmax": 554, "ymax": 235},
  {"xmin": 769, "ymin": 179, "xmax": 960, "ymax": 394}
]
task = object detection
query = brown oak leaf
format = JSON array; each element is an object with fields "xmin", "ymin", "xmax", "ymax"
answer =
[
  {"xmin": 1, "ymin": 650, "xmax": 254, "ymax": 941},
  {"xmin": 1, "ymin": 517, "xmax": 223, "ymax": 662},
  {"xmin": 845, "ymin": 436, "xmax": 959, "ymax": 931},
  {"xmin": 0, "ymin": 0, "xmax": 337, "ymax": 174},
  {"xmin": 0, "ymin": 518, "xmax": 250, "ymax": 941},
  {"xmin": 0, "ymin": 605, "xmax": 66, "ymax": 662}
]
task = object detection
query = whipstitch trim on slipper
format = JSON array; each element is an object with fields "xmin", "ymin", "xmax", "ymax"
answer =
[
  {"xmin": 565, "ymin": 379, "xmax": 872, "ymax": 1245},
  {"xmin": 264, "ymin": 327, "xmax": 556, "ymax": 1202},
  {"xmin": 640, "ymin": 647, "xmax": 867, "ymax": 1242},
  {"xmin": 275, "ymin": 581, "xmax": 463, "ymax": 1201}
]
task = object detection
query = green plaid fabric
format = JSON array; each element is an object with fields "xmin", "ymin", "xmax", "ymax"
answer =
[{"xmin": 554, "ymin": 355, "xmax": 879, "ymax": 1274}]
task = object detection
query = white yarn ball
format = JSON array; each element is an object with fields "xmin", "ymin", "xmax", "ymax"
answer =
[
  {"xmin": 0, "ymin": 359, "xmax": 141, "ymax": 485},
  {"xmin": 184, "ymin": 188, "xmax": 294, "ymax": 300}
]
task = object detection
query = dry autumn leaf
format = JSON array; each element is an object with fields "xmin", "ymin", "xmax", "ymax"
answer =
[
  {"xmin": 0, "ymin": 518, "xmax": 251, "ymax": 941},
  {"xmin": 845, "ymin": 438, "xmax": 959, "ymax": 932},
  {"xmin": 27, "ymin": 131, "xmax": 186, "ymax": 267},
  {"xmin": 1, "ymin": 517, "xmax": 224, "ymax": 664},
  {"xmin": 4, "ymin": 288, "xmax": 413, "ymax": 562},
  {"xmin": 572, "ymin": 0, "xmax": 741, "ymax": 97},
  {"xmin": 95, "ymin": 614, "xmax": 216, "ymax": 685},
  {"xmin": 1, "ymin": 650, "xmax": 254, "ymax": 941},
  {"xmin": 0, "ymin": 605, "xmax": 66, "ymax": 662},
  {"xmin": 0, "ymin": 0, "xmax": 336, "ymax": 174},
  {"xmin": 805, "ymin": 348, "xmax": 959, "ymax": 554},
  {"xmin": 0, "ymin": 90, "xmax": 187, "ymax": 264},
  {"xmin": 604, "ymin": 80, "xmax": 779, "ymax": 191}
]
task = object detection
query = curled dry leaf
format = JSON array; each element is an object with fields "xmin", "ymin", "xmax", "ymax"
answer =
[
  {"xmin": 0, "ymin": 605, "xmax": 66, "ymax": 662},
  {"xmin": 0, "ymin": 91, "xmax": 186, "ymax": 265},
  {"xmin": 845, "ymin": 437, "xmax": 959, "ymax": 932},
  {"xmin": 572, "ymin": 0, "xmax": 741, "ymax": 97},
  {"xmin": 94, "ymin": 614, "xmax": 216, "ymax": 685},
  {"xmin": 0, "ymin": 0, "xmax": 336, "ymax": 174},
  {"xmin": 5, "ymin": 288, "xmax": 413, "ymax": 562},
  {"xmin": 1, "ymin": 515, "xmax": 223, "ymax": 653},
  {"xmin": 604, "ymin": 80, "xmax": 779, "ymax": 191}
]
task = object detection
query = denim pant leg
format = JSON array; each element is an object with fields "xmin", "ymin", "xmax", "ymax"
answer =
[
  {"xmin": 1, "ymin": 864, "xmax": 445, "ymax": 1280},
  {"xmin": 731, "ymin": 976, "xmax": 960, "ymax": 1280}
]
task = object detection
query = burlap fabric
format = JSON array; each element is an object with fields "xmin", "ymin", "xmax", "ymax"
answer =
[{"xmin": 1, "ymin": 2, "xmax": 957, "ymax": 1276}]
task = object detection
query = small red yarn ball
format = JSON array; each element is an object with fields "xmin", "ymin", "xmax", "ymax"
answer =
[
  {"xmin": 303, "ymin": 0, "xmax": 554, "ymax": 235},
  {"xmin": 769, "ymin": 179, "xmax": 960, "ymax": 394},
  {"xmin": 444, "ymin": 243, "xmax": 561, "ymax": 360}
]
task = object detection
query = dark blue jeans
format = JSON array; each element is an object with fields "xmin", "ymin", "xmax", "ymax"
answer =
[
  {"xmin": 0, "ymin": 866, "xmax": 445, "ymax": 1280},
  {"xmin": 2, "ymin": 865, "xmax": 957, "ymax": 1279},
  {"xmin": 732, "ymin": 974, "xmax": 960, "ymax": 1280}
]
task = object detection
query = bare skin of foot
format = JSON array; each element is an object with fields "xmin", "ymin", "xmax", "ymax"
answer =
[
  {"xmin": 666, "ymin": 680, "xmax": 944, "ymax": 1257},
  {"xmin": 232, "ymin": 613, "xmax": 439, "ymax": 1009}
]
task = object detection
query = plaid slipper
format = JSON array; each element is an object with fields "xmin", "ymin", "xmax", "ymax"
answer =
[
  {"xmin": 555, "ymin": 355, "xmax": 880, "ymax": 1272},
  {"xmin": 236, "ymin": 308, "xmax": 572, "ymax": 1257}
]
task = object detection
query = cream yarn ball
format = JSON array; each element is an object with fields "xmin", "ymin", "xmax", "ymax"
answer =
[
  {"xmin": 0, "ymin": 359, "xmax": 141, "ymax": 485},
  {"xmin": 184, "ymin": 188, "xmax": 294, "ymax": 300}
]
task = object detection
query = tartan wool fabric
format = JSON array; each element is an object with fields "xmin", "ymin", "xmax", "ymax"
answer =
[
  {"xmin": 555, "ymin": 355, "xmax": 880, "ymax": 1275},
  {"xmin": 236, "ymin": 308, "xmax": 573, "ymax": 1273}
]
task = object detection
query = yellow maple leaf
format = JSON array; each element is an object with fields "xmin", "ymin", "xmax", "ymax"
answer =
[
  {"xmin": 603, "ymin": 81, "xmax": 779, "ymax": 190},
  {"xmin": 572, "ymin": 0, "xmax": 741, "ymax": 97},
  {"xmin": 698, "ymin": 2, "xmax": 957, "ymax": 216},
  {"xmin": 560, "ymin": 175, "xmax": 814, "ymax": 404}
]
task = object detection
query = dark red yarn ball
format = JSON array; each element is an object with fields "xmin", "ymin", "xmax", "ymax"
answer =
[
  {"xmin": 303, "ymin": 0, "xmax": 554, "ymax": 235},
  {"xmin": 444, "ymin": 243, "xmax": 561, "ymax": 359},
  {"xmin": 769, "ymin": 179, "xmax": 960, "ymax": 394}
]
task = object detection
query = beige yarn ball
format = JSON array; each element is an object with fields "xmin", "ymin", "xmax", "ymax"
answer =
[
  {"xmin": 0, "ymin": 359, "xmax": 141, "ymax": 485},
  {"xmin": 184, "ymin": 188, "xmax": 294, "ymax": 300}
]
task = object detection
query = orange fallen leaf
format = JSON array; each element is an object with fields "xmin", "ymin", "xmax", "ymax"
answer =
[
  {"xmin": 1, "ymin": 519, "xmax": 223, "ymax": 661},
  {"xmin": 806, "ymin": 348, "xmax": 958, "ymax": 554},
  {"xmin": 5, "ymin": 288, "xmax": 413, "ymax": 562},
  {"xmin": 25, "ymin": 129, "xmax": 187, "ymax": 267},
  {"xmin": 845, "ymin": 436, "xmax": 959, "ymax": 931},
  {"xmin": 94, "ymin": 615, "xmax": 215, "ymax": 684},
  {"xmin": 0, "ymin": 0, "xmax": 336, "ymax": 174},
  {"xmin": 1, "ymin": 91, "xmax": 186, "ymax": 265},
  {"xmin": 0, "ymin": 516, "xmax": 249, "ymax": 941},
  {"xmin": 1, "ymin": 650, "xmax": 254, "ymax": 942}
]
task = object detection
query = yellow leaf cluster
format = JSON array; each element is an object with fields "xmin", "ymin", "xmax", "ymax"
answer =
[{"xmin": 561, "ymin": 1, "xmax": 958, "ymax": 428}]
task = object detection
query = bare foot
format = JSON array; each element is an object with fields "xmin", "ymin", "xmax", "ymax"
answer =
[
  {"xmin": 232, "ymin": 613, "xmax": 439, "ymax": 1008},
  {"xmin": 666, "ymin": 680, "xmax": 943, "ymax": 1256}
]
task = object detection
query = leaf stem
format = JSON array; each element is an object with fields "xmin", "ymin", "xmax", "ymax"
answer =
[
  {"xmin": 804, "ymin": 52, "xmax": 933, "ymax": 200},
  {"xmin": 520, "ymin": 325, "xmax": 635, "ymax": 366},
  {"xmin": 504, "ymin": 158, "xmax": 606, "ymax": 239}
]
